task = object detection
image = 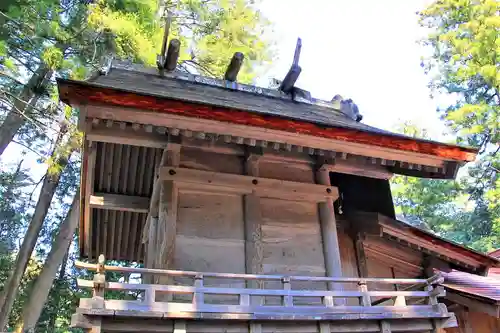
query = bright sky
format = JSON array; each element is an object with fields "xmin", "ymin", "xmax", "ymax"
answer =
[{"xmin": 258, "ymin": 0, "xmax": 451, "ymax": 140}]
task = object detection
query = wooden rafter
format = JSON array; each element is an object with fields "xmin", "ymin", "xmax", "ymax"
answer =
[
  {"xmin": 59, "ymin": 81, "xmax": 477, "ymax": 163},
  {"xmin": 89, "ymin": 193, "xmax": 150, "ymax": 213},
  {"xmin": 83, "ymin": 105, "xmax": 450, "ymax": 169}
]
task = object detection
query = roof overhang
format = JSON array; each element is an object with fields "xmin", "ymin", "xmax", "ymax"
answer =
[
  {"xmin": 349, "ymin": 212, "xmax": 500, "ymax": 271},
  {"xmin": 58, "ymin": 77, "xmax": 477, "ymax": 179}
]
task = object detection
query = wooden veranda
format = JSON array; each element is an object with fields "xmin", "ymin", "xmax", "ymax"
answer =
[{"xmin": 72, "ymin": 257, "xmax": 456, "ymax": 333}]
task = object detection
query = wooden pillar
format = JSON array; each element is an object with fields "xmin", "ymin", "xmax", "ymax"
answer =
[
  {"xmin": 84, "ymin": 141, "xmax": 97, "ymax": 260},
  {"xmin": 316, "ymin": 166, "xmax": 344, "ymax": 305},
  {"xmin": 244, "ymin": 152, "xmax": 264, "ymax": 333},
  {"xmin": 243, "ymin": 152, "xmax": 264, "ymax": 304},
  {"xmin": 156, "ymin": 143, "xmax": 181, "ymax": 287},
  {"xmin": 143, "ymin": 143, "xmax": 180, "ymax": 287},
  {"xmin": 353, "ymin": 231, "xmax": 368, "ymax": 278}
]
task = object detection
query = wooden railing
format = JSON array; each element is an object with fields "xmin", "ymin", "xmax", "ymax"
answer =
[{"xmin": 74, "ymin": 255, "xmax": 450, "ymax": 321}]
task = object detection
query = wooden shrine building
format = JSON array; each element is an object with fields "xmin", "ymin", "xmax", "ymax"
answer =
[{"xmin": 58, "ymin": 57, "xmax": 500, "ymax": 333}]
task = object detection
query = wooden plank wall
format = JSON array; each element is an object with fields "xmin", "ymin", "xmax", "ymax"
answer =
[
  {"xmin": 363, "ymin": 235, "xmax": 424, "ymax": 304},
  {"xmin": 152, "ymin": 145, "xmax": 428, "ymax": 307},
  {"xmin": 166, "ymin": 148, "xmax": 367, "ymax": 306},
  {"xmin": 445, "ymin": 308, "xmax": 500, "ymax": 333},
  {"xmin": 174, "ymin": 148, "xmax": 245, "ymax": 303}
]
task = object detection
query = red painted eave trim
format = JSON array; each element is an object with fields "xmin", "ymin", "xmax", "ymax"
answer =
[{"xmin": 59, "ymin": 80, "xmax": 478, "ymax": 162}]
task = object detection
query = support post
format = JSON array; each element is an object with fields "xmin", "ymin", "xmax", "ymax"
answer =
[
  {"xmin": 316, "ymin": 165, "xmax": 344, "ymax": 306},
  {"xmin": 143, "ymin": 143, "xmax": 181, "ymax": 286},
  {"xmin": 379, "ymin": 320, "xmax": 391, "ymax": 333},
  {"xmin": 88, "ymin": 318, "xmax": 102, "ymax": 333},
  {"xmin": 353, "ymin": 231, "xmax": 368, "ymax": 278},
  {"xmin": 84, "ymin": 141, "xmax": 97, "ymax": 260},
  {"xmin": 156, "ymin": 144, "xmax": 181, "ymax": 293},
  {"xmin": 92, "ymin": 255, "xmax": 106, "ymax": 309},
  {"xmin": 243, "ymin": 151, "xmax": 264, "ymax": 306},
  {"xmin": 244, "ymin": 151, "xmax": 264, "ymax": 333}
]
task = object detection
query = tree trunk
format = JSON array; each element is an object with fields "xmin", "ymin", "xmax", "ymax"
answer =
[
  {"xmin": 0, "ymin": 133, "xmax": 73, "ymax": 330},
  {"xmin": 0, "ymin": 65, "xmax": 53, "ymax": 157},
  {"xmin": 19, "ymin": 192, "xmax": 79, "ymax": 332},
  {"xmin": 46, "ymin": 248, "xmax": 70, "ymax": 332}
]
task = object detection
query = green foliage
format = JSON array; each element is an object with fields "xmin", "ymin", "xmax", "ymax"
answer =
[
  {"xmin": 86, "ymin": 0, "xmax": 273, "ymax": 81},
  {"xmin": 419, "ymin": 0, "xmax": 499, "ymax": 148},
  {"xmin": 1, "ymin": 0, "xmax": 272, "ymax": 331},
  {"xmin": 41, "ymin": 46, "xmax": 64, "ymax": 70},
  {"xmin": 399, "ymin": 0, "xmax": 500, "ymax": 252},
  {"xmin": 391, "ymin": 121, "xmax": 498, "ymax": 252},
  {"xmin": 0, "ymin": 164, "xmax": 31, "ymax": 253}
]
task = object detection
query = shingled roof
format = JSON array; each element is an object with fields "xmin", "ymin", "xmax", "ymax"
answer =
[{"xmin": 58, "ymin": 60, "xmax": 478, "ymax": 179}]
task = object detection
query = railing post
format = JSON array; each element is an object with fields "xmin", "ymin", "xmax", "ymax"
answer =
[
  {"xmin": 426, "ymin": 273, "xmax": 444, "ymax": 306},
  {"xmin": 144, "ymin": 285, "xmax": 156, "ymax": 304},
  {"xmin": 282, "ymin": 277, "xmax": 293, "ymax": 307},
  {"xmin": 92, "ymin": 254, "xmax": 106, "ymax": 309},
  {"xmin": 193, "ymin": 274, "xmax": 204, "ymax": 306},
  {"xmin": 358, "ymin": 280, "xmax": 371, "ymax": 307},
  {"xmin": 394, "ymin": 295, "xmax": 406, "ymax": 306}
]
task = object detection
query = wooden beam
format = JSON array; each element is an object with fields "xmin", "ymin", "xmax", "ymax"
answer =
[
  {"xmin": 89, "ymin": 193, "xmax": 150, "ymax": 213},
  {"xmin": 85, "ymin": 105, "xmax": 449, "ymax": 168},
  {"xmin": 445, "ymin": 291, "xmax": 500, "ymax": 318},
  {"xmin": 78, "ymin": 298, "xmax": 451, "ymax": 320},
  {"xmin": 353, "ymin": 232, "xmax": 368, "ymax": 278},
  {"xmin": 159, "ymin": 167, "xmax": 338, "ymax": 202},
  {"xmin": 155, "ymin": 144, "xmax": 180, "ymax": 289},
  {"xmin": 87, "ymin": 126, "xmax": 169, "ymax": 149},
  {"xmin": 77, "ymin": 279, "xmax": 439, "ymax": 298},
  {"xmin": 77, "ymin": 105, "xmax": 88, "ymax": 131},
  {"xmin": 380, "ymin": 320, "xmax": 391, "ymax": 333},
  {"xmin": 84, "ymin": 142, "xmax": 97, "ymax": 259},
  {"xmin": 379, "ymin": 217, "xmax": 487, "ymax": 268},
  {"xmin": 71, "ymin": 315, "xmax": 455, "ymax": 332},
  {"xmin": 142, "ymin": 149, "xmax": 169, "ymax": 275},
  {"xmin": 316, "ymin": 166, "xmax": 344, "ymax": 306},
  {"xmin": 243, "ymin": 151, "xmax": 263, "ymax": 305},
  {"xmin": 75, "ymin": 259, "xmax": 432, "ymax": 284},
  {"xmin": 323, "ymin": 160, "xmax": 393, "ymax": 180}
]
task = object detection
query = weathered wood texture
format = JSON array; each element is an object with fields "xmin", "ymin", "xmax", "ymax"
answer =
[
  {"xmin": 244, "ymin": 153, "xmax": 263, "ymax": 307},
  {"xmin": 176, "ymin": 191, "xmax": 245, "ymax": 304},
  {"xmin": 316, "ymin": 167, "xmax": 344, "ymax": 306},
  {"xmin": 87, "ymin": 142, "xmax": 160, "ymax": 261},
  {"xmin": 180, "ymin": 147, "xmax": 244, "ymax": 174},
  {"xmin": 158, "ymin": 167, "xmax": 337, "ymax": 202},
  {"xmin": 260, "ymin": 198, "xmax": 326, "ymax": 305},
  {"xmin": 445, "ymin": 308, "xmax": 500, "ymax": 333},
  {"xmin": 73, "ymin": 260, "xmax": 452, "ymax": 333},
  {"xmin": 363, "ymin": 235, "xmax": 424, "ymax": 304},
  {"xmin": 71, "ymin": 315, "xmax": 455, "ymax": 333},
  {"xmin": 82, "ymin": 103, "xmax": 454, "ymax": 170},
  {"xmin": 89, "ymin": 193, "xmax": 150, "ymax": 213},
  {"xmin": 59, "ymin": 73, "xmax": 477, "ymax": 163}
]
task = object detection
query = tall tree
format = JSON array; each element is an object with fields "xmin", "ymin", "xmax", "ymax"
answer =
[
  {"xmin": 17, "ymin": 192, "xmax": 79, "ymax": 332},
  {"xmin": 0, "ymin": 124, "xmax": 80, "ymax": 329},
  {"xmin": 417, "ymin": 0, "xmax": 499, "ymax": 251},
  {"xmin": 0, "ymin": 0, "xmax": 273, "ymax": 330}
]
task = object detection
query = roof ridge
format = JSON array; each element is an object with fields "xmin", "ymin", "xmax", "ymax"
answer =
[{"xmin": 105, "ymin": 60, "xmax": 355, "ymax": 117}]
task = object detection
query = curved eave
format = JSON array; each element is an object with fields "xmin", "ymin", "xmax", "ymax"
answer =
[{"xmin": 58, "ymin": 79, "xmax": 477, "ymax": 164}]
